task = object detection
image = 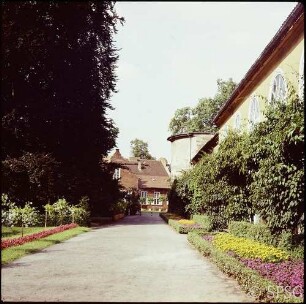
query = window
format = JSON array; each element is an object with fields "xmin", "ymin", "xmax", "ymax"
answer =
[
  {"xmin": 233, "ymin": 112, "xmax": 241, "ymax": 130},
  {"xmin": 153, "ymin": 192, "xmax": 161, "ymax": 205},
  {"xmin": 248, "ymin": 96, "xmax": 260, "ymax": 130},
  {"xmin": 113, "ymin": 168, "xmax": 120, "ymax": 180},
  {"xmin": 299, "ymin": 51, "xmax": 304, "ymax": 101},
  {"xmin": 223, "ymin": 125, "xmax": 229, "ymax": 138},
  {"xmin": 269, "ymin": 70, "xmax": 287, "ymax": 103},
  {"xmin": 140, "ymin": 191, "xmax": 148, "ymax": 204}
]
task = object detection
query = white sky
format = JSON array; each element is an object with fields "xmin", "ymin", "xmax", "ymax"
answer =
[{"xmin": 107, "ymin": 1, "xmax": 297, "ymax": 162}]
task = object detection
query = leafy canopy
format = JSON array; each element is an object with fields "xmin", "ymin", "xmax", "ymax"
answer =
[
  {"xmin": 168, "ymin": 78, "xmax": 237, "ymax": 135},
  {"xmin": 130, "ymin": 139, "xmax": 155, "ymax": 159}
]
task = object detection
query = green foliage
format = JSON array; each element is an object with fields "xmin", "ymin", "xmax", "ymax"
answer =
[
  {"xmin": 187, "ymin": 232, "xmax": 302, "ymax": 303},
  {"xmin": 130, "ymin": 138, "xmax": 155, "ymax": 159},
  {"xmin": 109, "ymin": 200, "xmax": 128, "ymax": 215},
  {"xmin": 192, "ymin": 214, "xmax": 213, "ymax": 232},
  {"xmin": 170, "ymin": 86, "xmax": 304, "ymax": 236},
  {"xmin": 168, "ymin": 219, "xmax": 207, "ymax": 234},
  {"xmin": 248, "ymin": 86, "xmax": 304, "ymax": 234},
  {"xmin": 228, "ymin": 221, "xmax": 276, "ymax": 246},
  {"xmin": 159, "ymin": 212, "xmax": 183, "ymax": 223},
  {"xmin": 1, "ymin": 2, "xmax": 124, "ymax": 213},
  {"xmin": 168, "ymin": 78, "xmax": 237, "ymax": 135}
]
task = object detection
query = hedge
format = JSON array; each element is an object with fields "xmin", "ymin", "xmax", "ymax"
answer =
[
  {"xmin": 192, "ymin": 214, "xmax": 213, "ymax": 232},
  {"xmin": 187, "ymin": 231, "xmax": 303, "ymax": 303},
  {"xmin": 159, "ymin": 212, "xmax": 183, "ymax": 224},
  {"xmin": 228, "ymin": 221, "xmax": 304, "ymax": 253}
]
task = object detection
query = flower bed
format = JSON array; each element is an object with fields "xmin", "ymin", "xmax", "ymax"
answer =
[
  {"xmin": 1, "ymin": 223, "xmax": 78, "ymax": 249},
  {"xmin": 187, "ymin": 231, "xmax": 303, "ymax": 302},
  {"xmin": 213, "ymin": 232, "xmax": 289, "ymax": 262},
  {"xmin": 169, "ymin": 219, "xmax": 207, "ymax": 234}
]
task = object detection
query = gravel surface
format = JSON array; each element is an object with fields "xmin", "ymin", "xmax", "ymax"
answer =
[{"xmin": 1, "ymin": 212, "xmax": 254, "ymax": 302}]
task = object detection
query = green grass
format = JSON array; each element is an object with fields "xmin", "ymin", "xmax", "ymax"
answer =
[
  {"xmin": 1, "ymin": 226, "xmax": 91, "ymax": 265},
  {"xmin": 2, "ymin": 226, "xmax": 55, "ymax": 239}
]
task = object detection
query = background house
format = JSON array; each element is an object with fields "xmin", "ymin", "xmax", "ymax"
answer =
[{"xmin": 108, "ymin": 149, "xmax": 171, "ymax": 212}]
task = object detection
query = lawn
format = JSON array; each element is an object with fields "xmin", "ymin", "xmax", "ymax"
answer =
[
  {"xmin": 1, "ymin": 226, "xmax": 91, "ymax": 265},
  {"xmin": 2, "ymin": 226, "xmax": 55, "ymax": 239}
]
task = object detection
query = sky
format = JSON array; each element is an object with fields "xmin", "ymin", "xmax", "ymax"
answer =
[{"xmin": 107, "ymin": 1, "xmax": 297, "ymax": 162}]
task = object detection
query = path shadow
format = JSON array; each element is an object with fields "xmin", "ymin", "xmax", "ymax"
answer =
[{"xmin": 91, "ymin": 212, "xmax": 166, "ymax": 228}]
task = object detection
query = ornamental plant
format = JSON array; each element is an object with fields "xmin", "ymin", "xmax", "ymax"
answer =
[
  {"xmin": 178, "ymin": 219, "xmax": 195, "ymax": 225},
  {"xmin": 213, "ymin": 232, "xmax": 289, "ymax": 262},
  {"xmin": 239, "ymin": 258, "xmax": 304, "ymax": 298},
  {"xmin": 1, "ymin": 223, "xmax": 78, "ymax": 249}
]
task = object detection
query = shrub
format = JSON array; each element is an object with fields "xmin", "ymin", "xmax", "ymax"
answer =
[
  {"xmin": 187, "ymin": 231, "xmax": 302, "ymax": 303},
  {"xmin": 228, "ymin": 221, "xmax": 276, "ymax": 246},
  {"xmin": 109, "ymin": 200, "xmax": 128, "ymax": 215},
  {"xmin": 159, "ymin": 212, "xmax": 183, "ymax": 223},
  {"xmin": 169, "ymin": 219, "xmax": 207, "ymax": 234},
  {"xmin": 192, "ymin": 214, "xmax": 213, "ymax": 232}
]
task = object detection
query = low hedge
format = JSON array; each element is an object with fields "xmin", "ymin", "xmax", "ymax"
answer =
[
  {"xmin": 228, "ymin": 221, "xmax": 276, "ymax": 246},
  {"xmin": 187, "ymin": 231, "xmax": 303, "ymax": 303},
  {"xmin": 192, "ymin": 214, "xmax": 213, "ymax": 232},
  {"xmin": 159, "ymin": 212, "xmax": 183, "ymax": 223},
  {"xmin": 228, "ymin": 221, "xmax": 304, "ymax": 255},
  {"xmin": 168, "ymin": 219, "xmax": 207, "ymax": 234}
]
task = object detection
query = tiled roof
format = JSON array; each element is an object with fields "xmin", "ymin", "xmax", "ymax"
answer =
[
  {"xmin": 138, "ymin": 175, "xmax": 171, "ymax": 189},
  {"xmin": 108, "ymin": 149, "xmax": 171, "ymax": 190},
  {"xmin": 124, "ymin": 160, "xmax": 169, "ymax": 176}
]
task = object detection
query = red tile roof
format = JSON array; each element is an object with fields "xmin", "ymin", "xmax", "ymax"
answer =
[{"xmin": 108, "ymin": 149, "xmax": 170, "ymax": 190}]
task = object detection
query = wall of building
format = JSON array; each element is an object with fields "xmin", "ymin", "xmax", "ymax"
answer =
[
  {"xmin": 169, "ymin": 133, "xmax": 213, "ymax": 179},
  {"xmin": 140, "ymin": 189, "xmax": 168, "ymax": 212},
  {"xmin": 219, "ymin": 38, "xmax": 304, "ymax": 141}
]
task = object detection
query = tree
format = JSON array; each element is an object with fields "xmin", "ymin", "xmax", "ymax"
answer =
[
  {"xmin": 1, "ymin": 2, "xmax": 124, "ymax": 213},
  {"xmin": 130, "ymin": 139, "xmax": 155, "ymax": 159},
  {"xmin": 169, "ymin": 78, "xmax": 237, "ymax": 135}
]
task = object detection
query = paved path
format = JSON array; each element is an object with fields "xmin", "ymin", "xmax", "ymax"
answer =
[{"xmin": 2, "ymin": 212, "xmax": 254, "ymax": 302}]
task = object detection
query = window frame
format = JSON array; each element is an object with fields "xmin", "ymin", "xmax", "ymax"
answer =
[
  {"xmin": 248, "ymin": 95, "xmax": 260, "ymax": 131},
  {"xmin": 268, "ymin": 68, "xmax": 287, "ymax": 103},
  {"xmin": 113, "ymin": 168, "xmax": 121, "ymax": 180},
  {"xmin": 299, "ymin": 50, "xmax": 304, "ymax": 101},
  {"xmin": 140, "ymin": 191, "xmax": 148, "ymax": 205},
  {"xmin": 233, "ymin": 111, "xmax": 241, "ymax": 131},
  {"xmin": 152, "ymin": 191, "xmax": 162, "ymax": 205}
]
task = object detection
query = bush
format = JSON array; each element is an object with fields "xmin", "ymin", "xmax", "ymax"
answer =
[
  {"xmin": 187, "ymin": 231, "xmax": 302, "ymax": 303},
  {"xmin": 229, "ymin": 221, "xmax": 305, "ymax": 256},
  {"xmin": 109, "ymin": 200, "xmax": 128, "ymax": 215},
  {"xmin": 228, "ymin": 221, "xmax": 276, "ymax": 246},
  {"xmin": 159, "ymin": 212, "xmax": 183, "ymax": 223},
  {"xmin": 168, "ymin": 219, "xmax": 208, "ymax": 234},
  {"xmin": 192, "ymin": 214, "xmax": 213, "ymax": 232}
]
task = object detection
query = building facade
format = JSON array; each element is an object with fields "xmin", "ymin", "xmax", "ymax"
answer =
[
  {"xmin": 167, "ymin": 132, "xmax": 213, "ymax": 179},
  {"xmin": 193, "ymin": 3, "xmax": 304, "ymax": 160},
  {"xmin": 108, "ymin": 149, "xmax": 171, "ymax": 212}
]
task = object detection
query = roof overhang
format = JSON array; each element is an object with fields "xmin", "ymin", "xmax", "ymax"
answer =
[{"xmin": 213, "ymin": 3, "xmax": 304, "ymax": 127}]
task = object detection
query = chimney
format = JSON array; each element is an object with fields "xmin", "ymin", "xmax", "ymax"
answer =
[{"xmin": 138, "ymin": 160, "xmax": 142, "ymax": 171}]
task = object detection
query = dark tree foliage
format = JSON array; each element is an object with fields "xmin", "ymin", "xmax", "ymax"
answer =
[{"xmin": 1, "ymin": 1, "xmax": 124, "ymax": 214}]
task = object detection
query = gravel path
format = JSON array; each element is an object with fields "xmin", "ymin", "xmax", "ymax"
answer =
[{"xmin": 1, "ymin": 212, "xmax": 254, "ymax": 302}]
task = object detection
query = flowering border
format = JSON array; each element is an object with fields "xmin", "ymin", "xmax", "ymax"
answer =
[
  {"xmin": 187, "ymin": 231, "xmax": 303, "ymax": 303},
  {"xmin": 1, "ymin": 223, "xmax": 78, "ymax": 249}
]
